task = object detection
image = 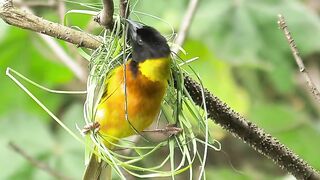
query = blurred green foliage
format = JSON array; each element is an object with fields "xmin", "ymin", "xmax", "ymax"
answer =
[{"xmin": 1, "ymin": 0, "xmax": 320, "ymax": 179}]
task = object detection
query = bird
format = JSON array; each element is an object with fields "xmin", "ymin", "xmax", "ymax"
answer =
[{"xmin": 83, "ymin": 20, "xmax": 171, "ymax": 180}]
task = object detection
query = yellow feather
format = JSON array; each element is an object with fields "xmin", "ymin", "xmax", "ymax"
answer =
[
  {"xmin": 138, "ymin": 57, "xmax": 171, "ymax": 82},
  {"xmin": 95, "ymin": 58, "xmax": 171, "ymax": 148}
]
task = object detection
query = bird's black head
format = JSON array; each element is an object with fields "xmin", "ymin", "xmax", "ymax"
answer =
[{"xmin": 127, "ymin": 20, "xmax": 171, "ymax": 62}]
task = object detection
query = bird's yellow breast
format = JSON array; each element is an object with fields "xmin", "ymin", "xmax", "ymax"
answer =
[
  {"xmin": 138, "ymin": 57, "xmax": 171, "ymax": 82},
  {"xmin": 95, "ymin": 57, "xmax": 170, "ymax": 147}
]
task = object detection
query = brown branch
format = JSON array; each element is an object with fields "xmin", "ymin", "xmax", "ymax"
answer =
[
  {"xmin": 8, "ymin": 2, "xmax": 87, "ymax": 82},
  {"xmin": 172, "ymin": 0, "xmax": 199, "ymax": 54},
  {"xmin": 1, "ymin": 1, "xmax": 319, "ymax": 179},
  {"xmin": 94, "ymin": 0, "xmax": 114, "ymax": 29},
  {"xmin": 120, "ymin": 0, "xmax": 129, "ymax": 19},
  {"xmin": 39, "ymin": 34, "xmax": 87, "ymax": 82},
  {"xmin": 278, "ymin": 14, "xmax": 320, "ymax": 103},
  {"xmin": 55, "ymin": 0, "xmax": 66, "ymax": 24},
  {"xmin": 184, "ymin": 76, "xmax": 320, "ymax": 180},
  {"xmin": 8, "ymin": 142, "xmax": 73, "ymax": 180},
  {"xmin": 173, "ymin": 2, "xmax": 319, "ymax": 179},
  {"xmin": 13, "ymin": 0, "xmax": 56, "ymax": 8},
  {"xmin": 0, "ymin": 0, "xmax": 102, "ymax": 49},
  {"xmin": 306, "ymin": 0, "xmax": 320, "ymax": 13}
]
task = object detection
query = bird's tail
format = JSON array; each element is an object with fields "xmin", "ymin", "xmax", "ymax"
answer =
[{"xmin": 83, "ymin": 154, "xmax": 112, "ymax": 180}]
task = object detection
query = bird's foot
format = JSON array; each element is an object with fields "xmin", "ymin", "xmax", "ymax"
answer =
[
  {"xmin": 82, "ymin": 122, "xmax": 100, "ymax": 135},
  {"xmin": 143, "ymin": 124, "xmax": 182, "ymax": 137}
]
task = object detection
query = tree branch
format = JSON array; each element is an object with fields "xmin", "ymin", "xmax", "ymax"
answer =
[
  {"xmin": 55, "ymin": 0, "xmax": 66, "ymax": 24},
  {"xmin": 8, "ymin": 142, "xmax": 72, "ymax": 180},
  {"xmin": 278, "ymin": 14, "xmax": 320, "ymax": 103},
  {"xmin": 6, "ymin": 2, "xmax": 87, "ymax": 82},
  {"xmin": 120, "ymin": 0, "xmax": 129, "ymax": 19},
  {"xmin": 172, "ymin": 0, "xmax": 199, "ymax": 54},
  {"xmin": 184, "ymin": 76, "xmax": 319, "ymax": 180},
  {"xmin": 0, "ymin": 0, "xmax": 102, "ymax": 49},
  {"xmin": 1, "ymin": 1, "xmax": 319, "ymax": 179},
  {"xmin": 39, "ymin": 34, "xmax": 87, "ymax": 82},
  {"xmin": 173, "ymin": 1, "xmax": 319, "ymax": 179},
  {"xmin": 94, "ymin": 0, "xmax": 114, "ymax": 28},
  {"xmin": 13, "ymin": 0, "xmax": 56, "ymax": 8}
]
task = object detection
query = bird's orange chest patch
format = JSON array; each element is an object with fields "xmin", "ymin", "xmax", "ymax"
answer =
[{"xmin": 95, "ymin": 61, "xmax": 168, "ymax": 143}]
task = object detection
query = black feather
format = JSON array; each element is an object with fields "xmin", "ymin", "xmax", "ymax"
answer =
[{"xmin": 130, "ymin": 26, "xmax": 170, "ymax": 62}]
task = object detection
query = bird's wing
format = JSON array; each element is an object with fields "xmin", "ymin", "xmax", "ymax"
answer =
[
  {"xmin": 99, "ymin": 66, "xmax": 123, "ymax": 104},
  {"xmin": 82, "ymin": 154, "xmax": 111, "ymax": 180}
]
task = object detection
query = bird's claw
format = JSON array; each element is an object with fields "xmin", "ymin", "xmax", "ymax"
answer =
[
  {"xmin": 82, "ymin": 122, "xmax": 100, "ymax": 135},
  {"xmin": 143, "ymin": 124, "xmax": 182, "ymax": 137}
]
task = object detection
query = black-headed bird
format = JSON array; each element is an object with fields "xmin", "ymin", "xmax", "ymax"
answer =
[{"xmin": 83, "ymin": 20, "xmax": 171, "ymax": 180}]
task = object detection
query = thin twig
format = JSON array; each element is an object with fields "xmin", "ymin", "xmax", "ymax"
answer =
[
  {"xmin": 94, "ymin": 0, "xmax": 114, "ymax": 29},
  {"xmin": 306, "ymin": 0, "xmax": 320, "ymax": 13},
  {"xmin": 120, "ymin": 0, "xmax": 129, "ymax": 19},
  {"xmin": 12, "ymin": 3, "xmax": 87, "ymax": 82},
  {"xmin": 143, "ymin": 125, "xmax": 182, "ymax": 136},
  {"xmin": 13, "ymin": 0, "xmax": 56, "ymax": 8},
  {"xmin": 40, "ymin": 34, "xmax": 87, "ymax": 82},
  {"xmin": 8, "ymin": 142, "xmax": 73, "ymax": 180},
  {"xmin": 55, "ymin": 0, "xmax": 66, "ymax": 24},
  {"xmin": 278, "ymin": 14, "xmax": 320, "ymax": 103},
  {"xmin": 172, "ymin": 0, "xmax": 208, "ymax": 178},
  {"xmin": 172, "ymin": 0, "xmax": 199, "ymax": 54},
  {"xmin": 1, "ymin": 1, "xmax": 320, "ymax": 179},
  {"xmin": 0, "ymin": 0, "xmax": 102, "ymax": 49},
  {"xmin": 59, "ymin": 1, "xmax": 89, "ymax": 81}
]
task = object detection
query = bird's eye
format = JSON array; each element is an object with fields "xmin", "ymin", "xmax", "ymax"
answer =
[{"xmin": 137, "ymin": 38, "xmax": 143, "ymax": 45}]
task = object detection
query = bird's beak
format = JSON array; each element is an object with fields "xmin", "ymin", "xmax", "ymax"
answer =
[{"xmin": 126, "ymin": 19, "xmax": 143, "ymax": 41}]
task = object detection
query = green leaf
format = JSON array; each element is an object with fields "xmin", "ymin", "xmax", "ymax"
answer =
[
  {"xmin": 0, "ymin": 27, "xmax": 73, "ymax": 115},
  {"xmin": 64, "ymin": 10, "xmax": 97, "ymax": 27},
  {"xmin": 192, "ymin": 0, "xmax": 320, "ymax": 64},
  {"xmin": 189, "ymin": 0, "xmax": 320, "ymax": 95},
  {"xmin": 54, "ymin": 103, "xmax": 85, "ymax": 179},
  {"xmin": 0, "ymin": 21, "xmax": 9, "ymax": 42},
  {"xmin": 249, "ymin": 103, "xmax": 303, "ymax": 131},
  {"xmin": 182, "ymin": 39, "xmax": 250, "ymax": 115},
  {"xmin": 133, "ymin": 0, "xmax": 184, "ymax": 33}
]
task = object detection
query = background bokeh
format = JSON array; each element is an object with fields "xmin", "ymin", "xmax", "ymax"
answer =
[{"xmin": 1, "ymin": 0, "xmax": 320, "ymax": 179}]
